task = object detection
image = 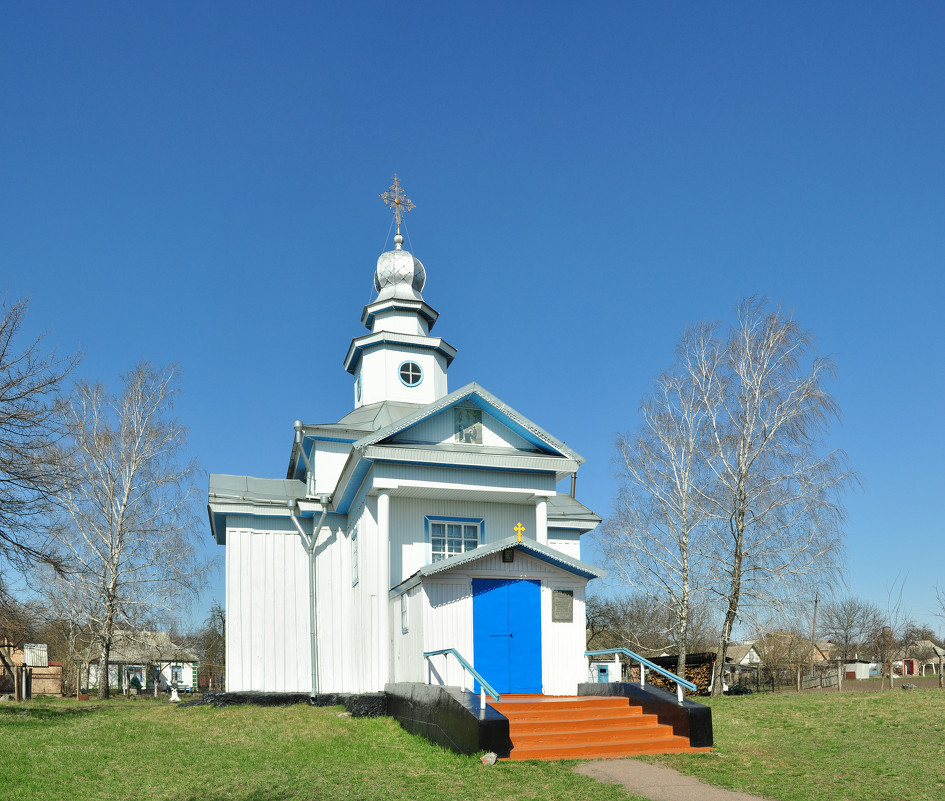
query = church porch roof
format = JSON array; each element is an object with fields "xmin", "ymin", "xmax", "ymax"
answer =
[{"xmin": 389, "ymin": 534, "xmax": 605, "ymax": 597}]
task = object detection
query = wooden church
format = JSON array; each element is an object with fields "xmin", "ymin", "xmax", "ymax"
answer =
[
  {"xmin": 208, "ymin": 177, "xmax": 603, "ymax": 699},
  {"xmin": 208, "ymin": 179, "xmax": 712, "ymax": 760}
]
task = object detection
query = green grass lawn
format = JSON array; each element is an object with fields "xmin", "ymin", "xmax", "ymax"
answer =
[
  {"xmin": 2, "ymin": 691, "xmax": 944, "ymax": 801},
  {"xmin": 0, "ymin": 697, "xmax": 639, "ymax": 801},
  {"xmin": 654, "ymin": 690, "xmax": 945, "ymax": 801}
]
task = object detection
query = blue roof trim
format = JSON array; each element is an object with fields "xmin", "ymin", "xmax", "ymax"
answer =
[
  {"xmin": 353, "ymin": 382, "xmax": 584, "ymax": 463},
  {"xmin": 334, "ymin": 458, "xmax": 372, "ymax": 515}
]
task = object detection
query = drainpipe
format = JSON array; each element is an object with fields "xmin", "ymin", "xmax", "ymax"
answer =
[{"xmin": 290, "ymin": 496, "xmax": 330, "ymax": 698}]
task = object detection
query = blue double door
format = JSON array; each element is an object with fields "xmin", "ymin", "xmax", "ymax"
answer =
[{"xmin": 472, "ymin": 578, "xmax": 542, "ymax": 695}]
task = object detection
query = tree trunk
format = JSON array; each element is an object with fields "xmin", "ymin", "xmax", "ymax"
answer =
[{"xmin": 98, "ymin": 645, "xmax": 110, "ymax": 700}]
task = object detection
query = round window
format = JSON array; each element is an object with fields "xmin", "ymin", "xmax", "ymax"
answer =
[{"xmin": 398, "ymin": 361, "xmax": 423, "ymax": 387}]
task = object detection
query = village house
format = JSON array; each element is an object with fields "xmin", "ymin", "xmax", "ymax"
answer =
[{"xmin": 87, "ymin": 631, "xmax": 198, "ymax": 694}]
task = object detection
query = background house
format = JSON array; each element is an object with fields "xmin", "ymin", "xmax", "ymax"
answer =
[{"xmin": 88, "ymin": 631, "xmax": 198, "ymax": 693}]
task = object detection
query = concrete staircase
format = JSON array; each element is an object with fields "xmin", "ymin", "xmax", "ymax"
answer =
[{"xmin": 489, "ymin": 694, "xmax": 711, "ymax": 761}]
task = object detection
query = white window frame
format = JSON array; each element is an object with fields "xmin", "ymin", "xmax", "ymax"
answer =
[
  {"xmin": 401, "ymin": 594, "xmax": 408, "ymax": 634},
  {"xmin": 425, "ymin": 516, "xmax": 484, "ymax": 563}
]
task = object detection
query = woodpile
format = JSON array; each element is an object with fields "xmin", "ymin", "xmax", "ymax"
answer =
[{"xmin": 626, "ymin": 653, "xmax": 715, "ymax": 696}]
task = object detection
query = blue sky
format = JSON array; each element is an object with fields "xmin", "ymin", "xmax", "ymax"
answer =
[{"xmin": 2, "ymin": 3, "xmax": 943, "ymax": 633}]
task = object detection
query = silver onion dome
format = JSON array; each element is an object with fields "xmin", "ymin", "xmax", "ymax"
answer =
[{"xmin": 373, "ymin": 233, "xmax": 426, "ymax": 299}]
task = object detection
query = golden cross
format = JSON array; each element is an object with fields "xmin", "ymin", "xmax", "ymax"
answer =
[
  {"xmin": 514, "ymin": 522, "xmax": 525, "ymax": 543},
  {"xmin": 379, "ymin": 174, "xmax": 416, "ymax": 234}
]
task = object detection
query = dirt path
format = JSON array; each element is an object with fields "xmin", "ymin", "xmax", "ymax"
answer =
[{"xmin": 576, "ymin": 760, "xmax": 769, "ymax": 801}]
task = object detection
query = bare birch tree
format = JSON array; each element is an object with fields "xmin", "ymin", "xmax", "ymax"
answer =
[
  {"xmin": 690, "ymin": 298, "xmax": 854, "ymax": 694},
  {"xmin": 598, "ymin": 364, "xmax": 712, "ymax": 675},
  {"xmin": 48, "ymin": 363, "xmax": 206, "ymax": 698},
  {"xmin": 0, "ymin": 297, "xmax": 78, "ymax": 587}
]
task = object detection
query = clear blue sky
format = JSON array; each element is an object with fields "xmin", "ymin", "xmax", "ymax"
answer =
[{"xmin": 2, "ymin": 3, "xmax": 943, "ymax": 634}]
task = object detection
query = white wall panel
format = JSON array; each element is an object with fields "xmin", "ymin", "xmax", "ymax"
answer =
[
  {"xmin": 392, "ymin": 586, "xmax": 425, "ymax": 683},
  {"xmin": 388, "ymin": 497, "xmax": 541, "ymax": 583},
  {"xmin": 423, "ymin": 581, "xmax": 474, "ymax": 690},
  {"xmin": 548, "ymin": 528, "xmax": 582, "ymax": 560},
  {"xmin": 224, "ymin": 521, "xmax": 310, "ymax": 693},
  {"xmin": 541, "ymin": 582, "xmax": 588, "ymax": 695},
  {"xmin": 313, "ymin": 440, "xmax": 352, "ymax": 495}
]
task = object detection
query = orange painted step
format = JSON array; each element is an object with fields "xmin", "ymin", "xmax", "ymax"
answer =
[{"xmin": 490, "ymin": 694, "xmax": 709, "ymax": 761}]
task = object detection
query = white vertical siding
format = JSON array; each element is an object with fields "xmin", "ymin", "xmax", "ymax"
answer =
[
  {"xmin": 224, "ymin": 519, "xmax": 309, "ymax": 692},
  {"xmin": 391, "ymin": 586, "xmax": 425, "ymax": 683},
  {"xmin": 389, "ymin": 497, "xmax": 541, "ymax": 584},
  {"xmin": 541, "ymin": 582, "xmax": 587, "ymax": 695},
  {"xmin": 422, "ymin": 581, "xmax": 474, "ymax": 690}
]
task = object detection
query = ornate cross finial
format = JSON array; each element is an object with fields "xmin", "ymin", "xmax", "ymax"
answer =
[
  {"xmin": 514, "ymin": 522, "xmax": 525, "ymax": 543},
  {"xmin": 379, "ymin": 174, "xmax": 416, "ymax": 234}
]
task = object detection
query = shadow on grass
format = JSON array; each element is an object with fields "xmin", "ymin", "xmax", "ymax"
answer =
[
  {"xmin": 178, "ymin": 792, "xmax": 295, "ymax": 801},
  {"xmin": 0, "ymin": 702, "xmax": 106, "ymax": 723}
]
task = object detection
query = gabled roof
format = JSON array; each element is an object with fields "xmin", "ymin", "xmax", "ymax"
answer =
[
  {"xmin": 725, "ymin": 643, "xmax": 761, "ymax": 665},
  {"xmin": 390, "ymin": 534, "xmax": 604, "ymax": 596},
  {"xmin": 355, "ymin": 382, "xmax": 584, "ymax": 462},
  {"xmin": 93, "ymin": 631, "xmax": 195, "ymax": 664},
  {"xmin": 332, "ymin": 383, "xmax": 585, "ymax": 514}
]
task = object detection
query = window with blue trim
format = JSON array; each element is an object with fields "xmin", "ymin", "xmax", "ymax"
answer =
[
  {"xmin": 428, "ymin": 518, "xmax": 482, "ymax": 562},
  {"xmin": 398, "ymin": 360, "xmax": 423, "ymax": 387},
  {"xmin": 351, "ymin": 526, "xmax": 359, "ymax": 586},
  {"xmin": 401, "ymin": 594, "xmax": 408, "ymax": 633}
]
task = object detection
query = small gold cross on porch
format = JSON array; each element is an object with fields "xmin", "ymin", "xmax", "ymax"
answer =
[{"xmin": 514, "ymin": 522, "xmax": 525, "ymax": 543}]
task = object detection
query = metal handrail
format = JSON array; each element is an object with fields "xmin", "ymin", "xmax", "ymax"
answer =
[
  {"xmin": 585, "ymin": 648, "xmax": 697, "ymax": 704},
  {"xmin": 424, "ymin": 648, "xmax": 500, "ymax": 709}
]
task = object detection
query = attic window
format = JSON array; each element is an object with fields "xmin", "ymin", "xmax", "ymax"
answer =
[{"xmin": 399, "ymin": 361, "xmax": 423, "ymax": 386}]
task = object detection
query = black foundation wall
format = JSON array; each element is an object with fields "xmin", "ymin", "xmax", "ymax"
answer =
[
  {"xmin": 578, "ymin": 681, "xmax": 713, "ymax": 748},
  {"xmin": 182, "ymin": 691, "xmax": 387, "ymax": 716},
  {"xmin": 386, "ymin": 683, "xmax": 512, "ymax": 757}
]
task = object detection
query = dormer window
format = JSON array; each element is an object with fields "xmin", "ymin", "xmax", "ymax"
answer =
[{"xmin": 399, "ymin": 361, "xmax": 423, "ymax": 387}]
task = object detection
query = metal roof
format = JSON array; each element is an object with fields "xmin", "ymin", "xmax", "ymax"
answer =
[
  {"xmin": 209, "ymin": 474, "xmax": 307, "ymax": 504},
  {"xmin": 547, "ymin": 493, "xmax": 601, "ymax": 524},
  {"xmin": 390, "ymin": 534, "xmax": 605, "ymax": 595},
  {"xmin": 334, "ymin": 400, "xmax": 426, "ymax": 432}
]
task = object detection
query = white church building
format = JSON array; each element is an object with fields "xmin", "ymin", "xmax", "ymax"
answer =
[{"xmin": 208, "ymin": 180, "xmax": 603, "ymax": 699}]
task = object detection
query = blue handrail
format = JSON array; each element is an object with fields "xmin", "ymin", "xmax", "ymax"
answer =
[
  {"xmin": 423, "ymin": 648, "xmax": 501, "ymax": 702},
  {"xmin": 585, "ymin": 648, "xmax": 697, "ymax": 694}
]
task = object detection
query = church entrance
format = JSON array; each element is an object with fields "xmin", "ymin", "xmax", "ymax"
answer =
[{"xmin": 472, "ymin": 578, "xmax": 541, "ymax": 695}]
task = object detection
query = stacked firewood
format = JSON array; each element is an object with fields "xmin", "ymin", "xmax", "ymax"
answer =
[{"xmin": 626, "ymin": 661, "xmax": 713, "ymax": 696}]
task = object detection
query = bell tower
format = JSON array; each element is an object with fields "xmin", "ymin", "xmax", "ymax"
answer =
[{"xmin": 343, "ymin": 176, "xmax": 456, "ymax": 408}]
